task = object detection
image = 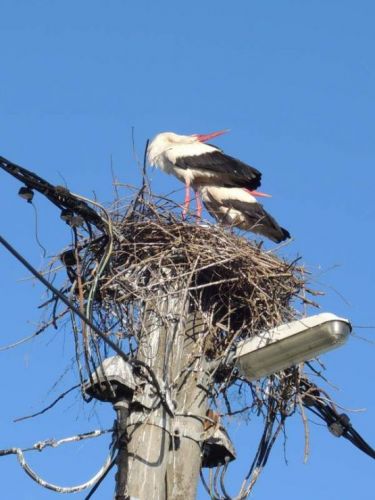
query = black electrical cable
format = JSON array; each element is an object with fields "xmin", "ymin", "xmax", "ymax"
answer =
[
  {"xmin": 85, "ymin": 446, "xmax": 118, "ymax": 500},
  {"xmin": 0, "ymin": 233, "xmax": 129, "ymax": 360},
  {"xmin": 242, "ymin": 403, "xmax": 277, "ymax": 483},
  {"xmin": 301, "ymin": 380, "xmax": 375, "ymax": 460},
  {"xmin": 0, "ymin": 156, "xmax": 105, "ymax": 231},
  {"xmin": 199, "ymin": 469, "xmax": 221, "ymax": 500},
  {"xmin": 306, "ymin": 403, "xmax": 375, "ymax": 459},
  {"xmin": 219, "ymin": 461, "xmax": 231, "ymax": 500},
  {"xmin": 0, "ymin": 233, "xmax": 173, "ymax": 416}
]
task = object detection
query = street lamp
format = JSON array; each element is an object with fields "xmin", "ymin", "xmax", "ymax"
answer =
[{"xmin": 234, "ymin": 313, "xmax": 351, "ymax": 381}]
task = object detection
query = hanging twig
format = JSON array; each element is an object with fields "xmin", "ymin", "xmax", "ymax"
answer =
[{"xmin": 14, "ymin": 384, "xmax": 81, "ymax": 423}]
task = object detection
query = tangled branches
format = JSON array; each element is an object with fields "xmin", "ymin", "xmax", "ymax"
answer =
[{"xmin": 59, "ymin": 191, "xmax": 306, "ymax": 366}]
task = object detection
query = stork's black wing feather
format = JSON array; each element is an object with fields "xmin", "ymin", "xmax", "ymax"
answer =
[
  {"xmin": 228, "ymin": 199, "xmax": 290, "ymax": 243},
  {"xmin": 174, "ymin": 151, "xmax": 262, "ymax": 190}
]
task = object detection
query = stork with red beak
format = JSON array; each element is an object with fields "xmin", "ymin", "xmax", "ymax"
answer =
[
  {"xmin": 147, "ymin": 130, "xmax": 261, "ymax": 217},
  {"xmin": 200, "ymin": 185, "xmax": 290, "ymax": 243}
]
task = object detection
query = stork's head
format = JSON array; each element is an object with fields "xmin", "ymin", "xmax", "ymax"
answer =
[{"xmin": 147, "ymin": 130, "xmax": 228, "ymax": 165}]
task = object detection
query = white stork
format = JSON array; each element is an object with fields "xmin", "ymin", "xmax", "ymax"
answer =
[
  {"xmin": 147, "ymin": 130, "xmax": 261, "ymax": 217},
  {"xmin": 200, "ymin": 185, "xmax": 290, "ymax": 243}
]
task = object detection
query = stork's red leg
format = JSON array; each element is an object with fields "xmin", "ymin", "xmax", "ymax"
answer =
[
  {"xmin": 196, "ymin": 190, "xmax": 202, "ymax": 220},
  {"xmin": 182, "ymin": 181, "xmax": 191, "ymax": 219}
]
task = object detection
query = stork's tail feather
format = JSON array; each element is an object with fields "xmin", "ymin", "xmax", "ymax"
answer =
[{"xmin": 274, "ymin": 227, "xmax": 291, "ymax": 244}]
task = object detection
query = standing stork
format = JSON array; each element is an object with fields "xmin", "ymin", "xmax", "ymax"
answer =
[
  {"xmin": 147, "ymin": 131, "xmax": 262, "ymax": 217},
  {"xmin": 200, "ymin": 185, "xmax": 290, "ymax": 243}
]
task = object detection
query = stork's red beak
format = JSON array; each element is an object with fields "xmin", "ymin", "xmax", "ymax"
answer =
[
  {"xmin": 246, "ymin": 190, "xmax": 272, "ymax": 198},
  {"xmin": 195, "ymin": 129, "xmax": 229, "ymax": 142}
]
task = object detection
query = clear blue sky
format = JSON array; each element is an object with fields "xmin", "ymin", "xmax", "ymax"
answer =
[{"xmin": 0, "ymin": 1, "xmax": 374, "ymax": 498}]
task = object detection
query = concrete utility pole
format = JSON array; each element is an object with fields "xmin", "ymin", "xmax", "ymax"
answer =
[{"xmin": 125, "ymin": 285, "xmax": 209, "ymax": 499}]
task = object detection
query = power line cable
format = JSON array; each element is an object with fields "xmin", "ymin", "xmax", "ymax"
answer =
[
  {"xmin": 0, "ymin": 233, "xmax": 128, "ymax": 359},
  {"xmin": 301, "ymin": 379, "xmax": 375, "ymax": 459},
  {"xmin": 0, "ymin": 233, "xmax": 173, "ymax": 415}
]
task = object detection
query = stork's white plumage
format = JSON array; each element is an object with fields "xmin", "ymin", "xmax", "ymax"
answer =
[
  {"xmin": 200, "ymin": 185, "xmax": 290, "ymax": 243},
  {"xmin": 147, "ymin": 130, "xmax": 261, "ymax": 217}
]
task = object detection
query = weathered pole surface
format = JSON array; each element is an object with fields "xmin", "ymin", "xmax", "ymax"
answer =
[
  {"xmin": 126, "ymin": 296, "xmax": 170, "ymax": 500},
  {"xmin": 166, "ymin": 314, "xmax": 209, "ymax": 499},
  {"xmin": 125, "ymin": 283, "xmax": 208, "ymax": 499}
]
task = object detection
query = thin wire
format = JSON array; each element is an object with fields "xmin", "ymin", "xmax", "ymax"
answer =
[
  {"xmin": 68, "ymin": 193, "xmax": 114, "ymax": 336},
  {"xmin": 84, "ymin": 454, "xmax": 118, "ymax": 500},
  {"xmin": 31, "ymin": 201, "xmax": 47, "ymax": 257},
  {"xmin": 0, "ymin": 232, "xmax": 173, "ymax": 416},
  {"xmin": 213, "ymin": 465, "xmax": 222, "ymax": 499},
  {"xmin": 200, "ymin": 470, "xmax": 220, "ymax": 500},
  {"xmin": 0, "ymin": 233, "xmax": 127, "ymax": 360},
  {"xmin": 219, "ymin": 462, "xmax": 231, "ymax": 499}
]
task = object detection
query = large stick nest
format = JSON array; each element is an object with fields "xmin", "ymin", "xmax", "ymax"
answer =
[
  {"xmin": 62, "ymin": 190, "xmax": 308, "ymax": 364},
  {"xmin": 54, "ymin": 187, "xmax": 319, "ymax": 496}
]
